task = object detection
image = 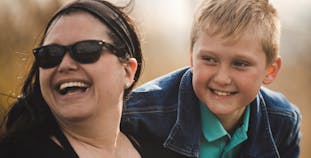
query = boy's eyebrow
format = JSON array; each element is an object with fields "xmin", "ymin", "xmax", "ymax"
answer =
[
  {"xmin": 196, "ymin": 48, "xmax": 216, "ymax": 55},
  {"xmin": 198, "ymin": 47, "xmax": 262, "ymax": 60},
  {"xmin": 232, "ymin": 54, "xmax": 256, "ymax": 61}
]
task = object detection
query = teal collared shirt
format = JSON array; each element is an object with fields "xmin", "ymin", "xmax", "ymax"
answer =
[{"xmin": 199, "ymin": 103, "xmax": 250, "ymax": 158}]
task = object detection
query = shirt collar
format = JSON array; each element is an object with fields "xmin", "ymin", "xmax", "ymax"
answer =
[
  {"xmin": 200, "ymin": 102, "xmax": 228, "ymax": 141},
  {"xmin": 200, "ymin": 102, "xmax": 250, "ymax": 142}
]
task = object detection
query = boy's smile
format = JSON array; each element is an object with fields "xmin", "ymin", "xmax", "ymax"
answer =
[
  {"xmin": 210, "ymin": 88, "xmax": 238, "ymax": 96},
  {"xmin": 191, "ymin": 30, "xmax": 271, "ymax": 121}
]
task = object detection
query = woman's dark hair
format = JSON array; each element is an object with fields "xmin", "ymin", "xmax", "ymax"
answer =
[{"xmin": 1, "ymin": 0, "xmax": 142, "ymax": 140}]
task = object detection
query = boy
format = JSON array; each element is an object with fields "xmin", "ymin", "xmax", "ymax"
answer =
[{"xmin": 121, "ymin": 0, "xmax": 301, "ymax": 157}]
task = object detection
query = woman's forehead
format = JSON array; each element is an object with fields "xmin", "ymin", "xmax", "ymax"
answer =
[{"xmin": 44, "ymin": 12, "xmax": 112, "ymax": 45}]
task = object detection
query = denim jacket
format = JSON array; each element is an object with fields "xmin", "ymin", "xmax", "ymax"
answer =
[{"xmin": 121, "ymin": 67, "xmax": 301, "ymax": 158}]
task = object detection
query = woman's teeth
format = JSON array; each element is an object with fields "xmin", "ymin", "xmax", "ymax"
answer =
[
  {"xmin": 59, "ymin": 82, "xmax": 88, "ymax": 91},
  {"xmin": 58, "ymin": 81, "xmax": 89, "ymax": 95}
]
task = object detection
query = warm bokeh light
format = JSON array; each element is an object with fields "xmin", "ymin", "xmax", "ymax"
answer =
[{"xmin": 0, "ymin": 0, "xmax": 310, "ymax": 157}]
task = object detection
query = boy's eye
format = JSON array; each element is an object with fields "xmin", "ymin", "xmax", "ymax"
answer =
[
  {"xmin": 202, "ymin": 55, "xmax": 217, "ymax": 64},
  {"xmin": 233, "ymin": 60, "xmax": 250, "ymax": 68}
]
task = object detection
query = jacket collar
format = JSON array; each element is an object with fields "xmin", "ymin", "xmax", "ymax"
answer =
[
  {"xmin": 163, "ymin": 69, "xmax": 201, "ymax": 157},
  {"xmin": 243, "ymin": 92, "xmax": 280, "ymax": 158}
]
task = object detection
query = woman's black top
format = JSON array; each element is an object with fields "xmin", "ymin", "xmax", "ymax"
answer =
[
  {"xmin": 0, "ymin": 128, "xmax": 78, "ymax": 158},
  {"xmin": 0, "ymin": 128, "xmax": 142, "ymax": 158}
]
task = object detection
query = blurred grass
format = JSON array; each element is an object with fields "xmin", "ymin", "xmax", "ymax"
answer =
[{"xmin": 0, "ymin": 0, "xmax": 61, "ymax": 124}]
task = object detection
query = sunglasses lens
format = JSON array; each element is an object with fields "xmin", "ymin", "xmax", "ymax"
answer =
[
  {"xmin": 73, "ymin": 41, "xmax": 102, "ymax": 63},
  {"xmin": 33, "ymin": 40, "xmax": 110, "ymax": 69},
  {"xmin": 34, "ymin": 45, "xmax": 65, "ymax": 68}
]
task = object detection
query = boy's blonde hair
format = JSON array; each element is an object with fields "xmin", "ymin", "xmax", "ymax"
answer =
[{"xmin": 190, "ymin": 0, "xmax": 280, "ymax": 66}]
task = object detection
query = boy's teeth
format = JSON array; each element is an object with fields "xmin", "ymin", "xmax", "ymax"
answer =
[
  {"xmin": 59, "ymin": 82, "xmax": 88, "ymax": 91},
  {"xmin": 214, "ymin": 90, "xmax": 231, "ymax": 96}
]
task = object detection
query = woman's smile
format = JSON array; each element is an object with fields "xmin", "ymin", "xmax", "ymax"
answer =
[{"xmin": 57, "ymin": 81, "xmax": 90, "ymax": 95}]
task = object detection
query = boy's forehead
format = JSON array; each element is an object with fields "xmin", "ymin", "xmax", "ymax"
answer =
[
  {"xmin": 196, "ymin": 28, "xmax": 265, "ymax": 56},
  {"xmin": 199, "ymin": 25, "xmax": 259, "ymax": 46},
  {"xmin": 201, "ymin": 21, "xmax": 259, "ymax": 41}
]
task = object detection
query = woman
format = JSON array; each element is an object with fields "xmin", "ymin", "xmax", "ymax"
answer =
[{"xmin": 0, "ymin": 0, "xmax": 143, "ymax": 157}]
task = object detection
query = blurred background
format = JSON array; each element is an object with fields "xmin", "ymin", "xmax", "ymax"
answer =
[{"xmin": 0, "ymin": 0, "xmax": 310, "ymax": 157}]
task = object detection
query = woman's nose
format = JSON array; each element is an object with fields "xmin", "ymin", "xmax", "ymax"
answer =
[{"xmin": 57, "ymin": 53, "xmax": 78, "ymax": 73}]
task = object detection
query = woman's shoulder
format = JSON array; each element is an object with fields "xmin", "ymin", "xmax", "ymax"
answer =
[
  {"xmin": 0, "ymin": 132, "xmax": 36, "ymax": 157},
  {"xmin": 0, "ymin": 132, "xmax": 70, "ymax": 158}
]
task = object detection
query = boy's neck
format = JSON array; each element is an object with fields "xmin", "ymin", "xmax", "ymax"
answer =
[{"xmin": 216, "ymin": 107, "xmax": 246, "ymax": 134}]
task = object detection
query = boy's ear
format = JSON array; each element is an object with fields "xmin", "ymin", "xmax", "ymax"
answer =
[
  {"xmin": 190, "ymin": 50, "xmax": 194, "ymax": 72},
  {"xmin": 263, "ymin": 56, "xmax": 282, "ymax": 85}
]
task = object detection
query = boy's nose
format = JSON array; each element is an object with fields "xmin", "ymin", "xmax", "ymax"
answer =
[
  {"xmin": 58, "ymin": 53, "xmax": 78, "ymax": 72},
  {"xmin": 213, "ymin": 67, "xmax": 232, "ymax": 85}
]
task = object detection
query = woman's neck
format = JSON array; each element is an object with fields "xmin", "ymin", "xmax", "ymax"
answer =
[
  {"xmin": 64, "ymin": 129, "xmax": 121, "ymax": 158},
  {"xmin": 56, "ymin": 106, "xmax": 125, "ymax": 157}
]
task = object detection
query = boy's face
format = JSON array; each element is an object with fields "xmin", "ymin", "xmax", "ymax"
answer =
[{"xmin": 191, "ymin": 31, "xmax": 280, "ymax": 119}]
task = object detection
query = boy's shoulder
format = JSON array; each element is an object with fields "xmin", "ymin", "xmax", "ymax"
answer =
[
  {"xmin": 258, "ymin": 87, "xmax": 301, "ymax": 152},
  {"xmin": 126, "ymin": 67, "xmax": 191, "ymax": 109},
  {"xmin": 259, "ymin": 87, "xmax": 300, "ymax": 120},
  {"xmin": 260, "ymin": 87, "xmax": 299, "ymax": 110},
  {"xmin": 134, "ymin": 67, "xmax": 190, "ymax": 93}
]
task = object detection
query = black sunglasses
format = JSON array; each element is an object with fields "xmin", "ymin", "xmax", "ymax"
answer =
[{"xmin": 33, "ymin": 40, "xmax": 118, "ymax": 69}]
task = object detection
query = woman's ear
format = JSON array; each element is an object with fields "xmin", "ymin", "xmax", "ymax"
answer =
[
  {"xmin": 263, "ymin": 56, "xmax": 282, "ymax": 85},
  {"xmin": 124, "ymin": 58, "xmax": 138, "ymax": 88}
]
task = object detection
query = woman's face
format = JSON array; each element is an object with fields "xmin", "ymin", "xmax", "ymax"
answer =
[{"xmin": 39, "ymin": 12, "xmax": 137, "ymax": 122}]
